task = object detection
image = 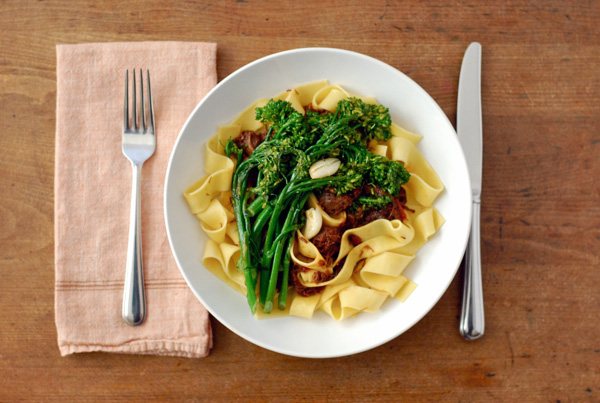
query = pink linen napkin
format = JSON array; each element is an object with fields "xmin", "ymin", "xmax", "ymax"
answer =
[{"xmin": 55, "ymin": 42, "xmax": 216, "ymax": 358}]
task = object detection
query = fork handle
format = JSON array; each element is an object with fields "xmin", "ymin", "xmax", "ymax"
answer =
[
  {"xmin": 122, "ymin": 162, "xmax": 146, "ymax": 326},
  {"xmin": 459, "ymin": 199, "xmax": 484, "ymax": 340}
]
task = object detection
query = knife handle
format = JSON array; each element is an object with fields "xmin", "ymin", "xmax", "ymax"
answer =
[{"xmin": 459, "ymin": 199, "xmax": 485, "ymax": 340}]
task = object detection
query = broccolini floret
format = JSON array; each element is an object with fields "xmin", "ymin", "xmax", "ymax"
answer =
[
  {"xmin": 329, "ymin": 143, "xmax": 410, "ymax": 197},
  {"xmin": 336, "ymin": 97, "xmax": 393, "ymax": 142},
  {"xmin": 255, "ymin": 99, "xmax": 316, "ymax": 149},
  {"xmin": 368, "ymin": 155, "xmax": 411, "ymax": 197},
  {"xmin": 354, "ymin": 194, "xmax": 394, "ymax": 211}
]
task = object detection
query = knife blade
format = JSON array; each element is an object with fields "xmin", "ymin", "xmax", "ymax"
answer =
[{"xmin": 457, "ymin": 42, "xmax": 485, "ymax": 340}]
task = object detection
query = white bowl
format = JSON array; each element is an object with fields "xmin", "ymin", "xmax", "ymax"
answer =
[{"xmin": 165, "ymin": 47, "xmax": 471, "ymax": 358}]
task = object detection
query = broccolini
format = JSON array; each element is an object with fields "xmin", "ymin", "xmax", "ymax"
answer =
[{"xmin": 226, "ymin": 97, "xmax": 410, "ymax": 314}]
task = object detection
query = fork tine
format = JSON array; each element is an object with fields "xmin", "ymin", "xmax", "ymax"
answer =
[
  {"xmin": 139, "ymin": 69, "xmax": 146, "ymax": 131},
  {"xmin": 132, "ymin": 68, "xmax": 137, "ymax": 130},
  {"xmin": 123, "ymin": 69, "xmax": 153, "ymax": 134},
  {"xmin": 146, "ymin": 70, "xmax": 155, "ymax": 133},
  {"xmin": 123, "ymin": 69, "xmax": 129, "ymax": 130}
]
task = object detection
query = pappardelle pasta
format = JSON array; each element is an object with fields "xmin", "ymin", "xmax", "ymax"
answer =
[{"xmin": 183, "ymin": 81, "xmax": 444, "ymax": 321}]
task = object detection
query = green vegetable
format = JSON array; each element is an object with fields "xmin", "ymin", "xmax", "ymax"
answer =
[
  {"xmin": 226, "ymin": 97, "xmax": 410, "ymax": 315},
  {"xmin": 368, "ymin": 155, "xmax": 411, "ymax": 197},
  {"xmin": 256, "ymin": 99, "xmax": 315, "ymax": 149},
  {"xmin": 355, "ymin": 194, "xmax": 394, "ymax": 211},
  {"xmin": 336, "ymin": 97, "xmax": 393, "ymax": 142}
]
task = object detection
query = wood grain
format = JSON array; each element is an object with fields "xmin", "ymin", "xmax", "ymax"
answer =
[{"xmin": 1, "ymin": 0, "xmax": 598, "ymax": 401}]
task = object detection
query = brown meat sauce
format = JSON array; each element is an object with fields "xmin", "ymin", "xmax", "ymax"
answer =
[
  {"xmin": 233, "ymin": 130, "xmax": 266, "ymax": 158},
  {"xmin": 294, "ymin": 186, "xmax": 409, "ymax": 294},
  {"xmin": 317, "ymin": 187, "xmax": 361, "ymax": 217}
]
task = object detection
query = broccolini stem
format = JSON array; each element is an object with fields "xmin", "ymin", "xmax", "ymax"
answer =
[
  {"xmin": 233, "ymin": 181, "xmax": 257, "ymax": 314},
  {"xmin": 251, "ymin": 204, "xmax": 273, "ymax": 240},
  {"xmin": 288, "ymin": 175, "xmax": 348, "ymax": 195},
  {"xmin": 263, "ymin": 192, "xmax": 309, "ymax": 313},
  {"xmin": 260, "ymin": 180, "xmax": 293, "ymax": 268},
  {"xmin": 263, "ymin": 200, "xmax": 297, "ymax": 313},
  {"xmin": 231, "ymin": 159, "xmax": 258, "ymax": 314},
  {"xmin": 277, "ymin": 191, "xmax": 310, "ymax": 310},
  {"xmin": 243, "ymin": 267, "xmax": 257, "ymax": 314},
  {"xmin": 259, "ymin": 265, "xmax": 269, "ymax": 306},
  {"xmin": 246, "ymin": 196, "xmax": 265, "ymax": 217},
  {"xmin": 306, "ymin": 139, "xmax": 346, "ymax": 161},
  {"xmin": 262, "ymin": 240, "xmax": 283, "ymax": 313},
  {"xmin": 277, "ymin": 236, "xmax": 294, "ymax": 310},
  {"xmin": 271, "ymin": 190, "xmax": 310, "ymax": 246}
]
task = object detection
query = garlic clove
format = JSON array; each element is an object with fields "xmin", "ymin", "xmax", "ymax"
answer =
[
  {"xmin": 309, "ymin": 157, "xmax": 341, "ymax": 179},
  {"xmin": 302, "ymin": 207, "xmax": 323, "ymax": 239}
]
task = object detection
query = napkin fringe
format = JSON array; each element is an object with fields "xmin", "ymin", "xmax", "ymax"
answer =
[{"xmin": 59, "ymin": 336, "xmax": 213, "ymax": 358}]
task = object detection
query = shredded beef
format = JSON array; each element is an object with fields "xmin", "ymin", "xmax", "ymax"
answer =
[
  {"xmin": 312, "ymin": 270, "xmax": 335, "ymax": 284},
  {"xmin": 396, "ymin": 186, "xmax": 408, "ymax": 205},
  {"xmin": 348, "ymin": 234, "xmax": 362, "ymax": 246},
  {"xmin": 332, "ymin": 257, "xmax": 346, "ymax": 275},
  {"xmin": 361, "ymin": 195, "xmax": 407, "ymax": 224},
  {"xmin": 365, "ymin": 184, "xmax": 386, "ymax": 197},
  {"xmin": 290, "ymin": 263, "xmax": 324, "ymax": 297},
  {"xmin": 233, "ymin": 130, "xmax": 265, "ymax": 158},
  {"xmin": 317, "ymin": 187, "xmax": 361, "ymax": 217},
  {"xmin": 361, "ymin": 208, "xmax": 389, "ymax": 225},
  {"xmin": 343, "ymin": 208, "xmax": 362, "ymax": 230},
  {"xmin": 311, "ymin": 225, "xmax": 342, "ymax": 264},
  {"xmin": 344, "ymin": 186, "xmax": 409, "ymax": 227}
]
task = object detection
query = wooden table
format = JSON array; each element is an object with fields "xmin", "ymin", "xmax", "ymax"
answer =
[{"xmin": 2, "ymin": 1, "xmax": 598, "ymax": 401}]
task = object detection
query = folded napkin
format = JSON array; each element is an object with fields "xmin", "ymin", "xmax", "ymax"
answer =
[{"xmin": 55, "ymin": 42, "xmax": 216, "ymax": 358}]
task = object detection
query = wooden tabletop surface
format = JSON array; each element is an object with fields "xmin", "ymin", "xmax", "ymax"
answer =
[{"xmin": 2, "ymin": 1, "xmax": 598, "ymax": 401}]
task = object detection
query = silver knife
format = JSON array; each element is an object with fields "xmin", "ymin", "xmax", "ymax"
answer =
[{"xmin": 457, "ymin": 42, "xmax": 485, "ymax": 340}]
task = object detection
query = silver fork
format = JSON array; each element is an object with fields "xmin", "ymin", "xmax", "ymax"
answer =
[{"xmin": 122, "ymin": 69, "xmax": 155, "ymax": 326}]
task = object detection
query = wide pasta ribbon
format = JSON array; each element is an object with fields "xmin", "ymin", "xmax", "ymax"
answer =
[
  {"xmin": 202, "ymin": 240, "xmax": 245, "ymax": 294},
  {"xmin": 296, "ymin": 219, "xmax": 415, "ymax": 288},
  {"xmin": 394, "ymin": 206, "xmax": 445, "ymax": 256},
  {"xmin": 357, "ymin": 252, "xmax": 414, "ymax": 297},
  {"xmin": 196, "ymin": 198, "xmax": 235, "ymax": 244},
  {"xmin": 312, "ymin": 84, "xmax": 378, "ymax": 112},
  {"xmin": 232, "ymin": 100, "xmax": 268, "ymax": 131},
  {"xmin": 183, "ymin": 126, "xmax": 238, "ymax": 214},
  {"xmin": 291, "ymin": 279, "xmax": 391, "ymax": 321},
  {"xmin": 291, "ymin": 230, "xmax": 328, "ymax": 271},
  {"xmin": 386, "ymin": 136, "xmax": 444, "ymax": 207}
]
